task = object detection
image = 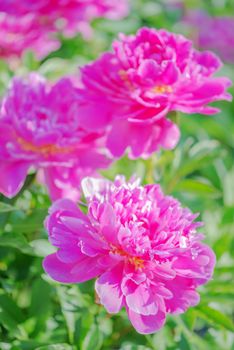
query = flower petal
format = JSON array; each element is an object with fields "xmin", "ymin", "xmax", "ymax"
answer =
[
  {"xmin": 123, "ymin": 279, "xmax": 159, "ymax": 316},
  {"xmin": 127, "ymin": 300, "xmax": 166, "ymax": 334},
  {"xmin": 95, "ymin": 264, "xmax": 124, "ymax": 313},
  {"xmin": 43, "ymin": 253, "xmax": 103, "ymax": 283},
  {"xmin": 0, "ymin": 161, "xmax": 29, "ymax": 198}
]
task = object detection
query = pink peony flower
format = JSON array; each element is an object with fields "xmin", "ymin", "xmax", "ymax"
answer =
[
  {"xmin": 43, "ymin": 176, "xmax": 215, "ymax": 334},
  {"xmin": 0, "ymin": 0, "xmax": 129, "ymax": 39},
  {"xmin": 77, "ymin": 27, "xmax": 232, "ymax": 158},
  {"xmin": 183, "ymin": 11, "xmax": 234, "ymax": 64},
  {"xmin": 0, "ymin": 13, "xmax": 60, "ymax": 60},
  {"xmin": 0, "ymin": 74, "xmax": 111, "ymax": 200}
]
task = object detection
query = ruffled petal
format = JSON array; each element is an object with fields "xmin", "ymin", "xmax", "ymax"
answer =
[
  {"xmin": 95, "ymin": 264, "xmax": 124, "ymax": 313},
  {"xmin": 0, "ymin": 161, "xmax": 30, "ymax": 198},
  {"xmin": 127, "ymin": 300, "xmax": 166, "ymax": 334},
  {"xmin": 43, "ymin": 253, "xmax": 103, "ymax": 284},
  {"xmin": 122, "ymin": 279, "xmax": 158, "ymax": 316}
]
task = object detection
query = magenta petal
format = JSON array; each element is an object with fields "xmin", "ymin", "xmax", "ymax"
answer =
[
  {"xmin": 173, "ymin": 243, "xmax": 215, "ymax": 282},
  {"xmin": 162, "ymin": 61, "xmax": 179, "ymax": 85},
  {"xmin": 95, "ymin": 264, "xmax": 124, "ymax": 313},
  {"xmin": 107, "ymin": 120, "xmax": 156, "ymax": 158},
  {"xmin": 76, "ymin": 96, "xmax": 113, "ymax": 131},
  {"xmin": 0, "ymin": 161, "xmax": 29, "ymax": 198},
  {"xmin": 57, "ymin": 247, "xmax": 85, "ymax": 264},
  {"xmin": 123, "ymin": 279, "xmax": 158, "ymax": 316},
  {"xmin": 41, "ymin": 167, "xmax": 82, "ymax": 202},
  {"xmin": 43, "ymin": 253, "xmax": 103, "ymax": 284},
  {"xmin": 0, "ymin": 123, "xmax": 15, "ymax": 156},
  {"xmin": 81, "ymin": 177, "xmax": 110, "ymax": 200},
  {"xmin": 43, "ymin": 253, "xmax": 81, "ymax": 284},
  {"xmin": 48, "ymin": 198, "xmax": 80, "ymax": 215},
  {"xmin": 98, "ymin": 203, "xmax": 119, "ymax": 245},
  {"xmin": 60, "ymin": 216, "xmax": 90, "ymax": 233},
  {"xmin": 138, "ymin": 59, "xmax": 161, "ymax": 81},
  {"xmin": 107, "ymin": 120, "xmax": 130, "ymax": 157},
  {"xmin": 127, "ymin": 303, "xmax": 166, "ymax": 334},
  {"xmin": 160, "ymin": 122, "xmax": 180, "ymax": 149},
  {"xmin": 70, "ymin": 255, "xmax": 104, "ymax": 281},
  {"xmin": 153, "ymin": 264, "xmax": 176, "ymax": 280},
  {"xmin": 164, "ymin": 276, "xmax": 200, "ymax": 314}
]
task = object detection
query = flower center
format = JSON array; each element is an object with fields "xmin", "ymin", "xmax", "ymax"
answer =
[
  {"xmin": 128, "ymin": 256, "xmax": 145, "ymax": 269},
  {"xmin": 152, "ymin": 85, "xmax": 173, "ymax": 94},
  {"xmin": 111, "ymin": 245, "xmax": 144, "ymax": 269},
  {"xmin": 17, "ymin": 137, "xmax": 74, "ymax": 156},
  {"xmin": 119, "ymin": 70, "xmax": 134, "ymax": 90}
]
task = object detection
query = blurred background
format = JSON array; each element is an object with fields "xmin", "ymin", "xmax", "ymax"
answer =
[{"xmin": 0, "ymin": 0, "xmax": 234, "ymax": 349}]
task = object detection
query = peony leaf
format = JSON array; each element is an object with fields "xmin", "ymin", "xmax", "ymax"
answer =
[{"xmin": 196, "ymin": 305, "xmax": 234, "ymax": 332}]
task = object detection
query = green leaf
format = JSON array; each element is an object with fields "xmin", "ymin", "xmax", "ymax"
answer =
[
  {"xmin": 196, "ymin": 305, "xmax": 234, "ymax": 332},
  {"xmin": 0, "ymin": 343, "xmax": 11, "ymax": 350},
  {"xmin": 0, "ymin": 232, "xmax": 34, "ymax": 255},
  {"xmin": 22, "ymin": 50, "xmax": 39, "ymax": 71},
  {"xmin": 27, "ymin": 278, "xmax": 52, "ymax": 337},
  {"xmin": 221, "ymin": 206, "xmax": 234, "ymax": 225},
  {"xmin": 0, "ymin": 203, "xmax": 16, "ymax": 213},
  {"xmin": 29, "ymin": 239, "xmax": 56, "ymax": 257},
  {"xmin": 39, "ymin": 58, "xmax": 77, "ymax": 80},
  {"xmin": 80, "ymin": 324, "xmax": 103, "ymax": 350},
  {"xmin": 9, "ymin": 208, "xmax": 48, "ymax": 233},
  {"xmin": 95, "ymin": 18, "xmax": 140, "ymax": 35},
  {"xmin": 214, "ymin": 266, "xmax": 234, "ymax": 274},
  {"xmin": 0, "ymin": 294, "xmax": 27, "ymax": 339},
  {"xmin": 36, "ymin": 345, "xmax": 73, "ymax": 350},
  {"xmin": 175, "ymin": 316, "xmax": 213, "ymax": 350},
  {"xmin": 213, "ymin": 233, "xmax": 233, "ymax": 259},
  {"xmin": 0, "ymin": 294, "xmax": 25, "ymax": 323},
  {"xmin": 0, "ymin": 311, "xmax": 24, "ymax": 339},
  {"xmin": 5, "ymin": 340, "xmax": 47, "ymax": 350},
  {"xmin": 222, "ymin": 167, "xmax": 234, "ymax": 206},
  {"xmin": 120, "ymin": 344, "xmax": 152, "ymax": 350},
  {"xmin": 178, "ymin": 148, "xmax": 221, "ymax": 178},
  {"xmin": 179, "ymin": 333, "xmax": 192, "ymax": 350},
  {"xmin": 165, "ymin": 147, "xmax": 222, "ymax": 192},
  {"xmin": 56, "ymin": 286, "xmax": 77, "ymax": 344},
  {"xmin": 174, "ymin": 179, "xmax": 221, "ymax": 198},
  {"xmin": 182, "ymin": 309, "xmax": 197, "ymax": 330}
]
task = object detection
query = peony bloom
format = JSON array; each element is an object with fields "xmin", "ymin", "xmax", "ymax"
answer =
[
  {"xmin": 43, "ymin": 176, "xmax": 215, "ymax": 334},
  {"xmin": 183, "ymin": 11, "xmax": 234, "ymax": 64},
  {"xmin": 0, "ymin": 74, "xmax": 111, "ymax": 200},
  {"xmin": 0, "ymin": 0, "xmax": 129, "ymax": 40},
  {"xmin": 0, "ymin": 13, "xmax": 59, "ymax": 60},
  {"xmin": 77, "ymin": 27, "xmax": 232, "ymax": 158}
]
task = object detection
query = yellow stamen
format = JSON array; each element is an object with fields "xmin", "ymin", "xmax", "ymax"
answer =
[
  {"xmin": 111, "ymin": 245, "xmax": 144, "ymax": 270},
  {"xmin": 152, "ymin": 85, "xmax": 173, "ymax": 94},
  {"xmin": 129, "ymin": 256, "xmax": 145, "ymax": 269},
  {"xmin": 17, "ymin": 137, "xmax": 74, "ymax": 156},
  {"xmin": 119, "ymin": 70, "xmax": 134, "ymax": 90}
]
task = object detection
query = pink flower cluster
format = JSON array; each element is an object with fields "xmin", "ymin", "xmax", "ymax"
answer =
[
  {"xmin": 0, "ymin": 13, "xmax": 60, "ymax": 60},
  {"xmin": 9, "ymin": 0, "xmax": 129, "ymax": 35},
  {"xmin": 43, "ymin": 176, "xmax": 215, "ymax": 334},
  {"xmin": 78, "ymin": 27, "xmax": 232, "ymax": 158},
  {"xmin": 0, "ymin": 25, "xmax": 225, "ymax": 334},
  {"xmin": 0, "ymin": 27, "xmax": 232, "ymax": 201},
  {"xmin": 0, "ymin": 0, "xmax": 129, "ymax": 59},
  {"xmin": 0, "ymin": 74, "xmax": 110, "ymax": 200},
  {"xmin": 183, "ymin": 11, "xmax": 234, "ymax": 64}
]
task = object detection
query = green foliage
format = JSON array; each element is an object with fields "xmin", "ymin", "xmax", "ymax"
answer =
[{"xmin": 0, "ymin": 0, "xmax": 234, "ymax": 349}]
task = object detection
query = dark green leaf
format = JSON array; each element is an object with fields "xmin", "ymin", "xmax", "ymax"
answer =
[
  {"xmin": 0, "ymin": 232, "xmax": 34, "ymax": 255},
  {"xmin": 196, "ymin": 305, "xmax": 234, "ymax": 332}
]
